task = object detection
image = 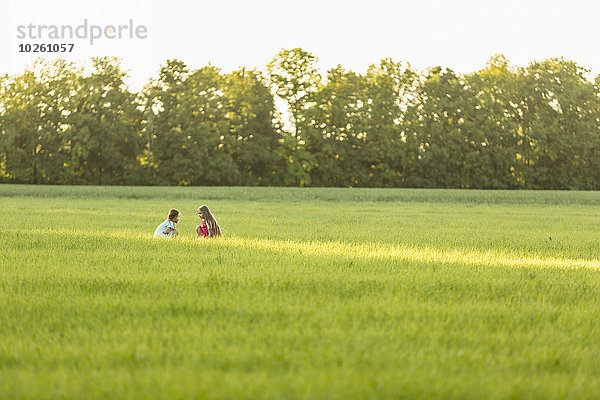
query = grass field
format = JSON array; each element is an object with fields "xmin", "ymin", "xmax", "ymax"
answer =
[{"xmin": 1, "ymin": 185, "xmax": 600, "ymax": 399}]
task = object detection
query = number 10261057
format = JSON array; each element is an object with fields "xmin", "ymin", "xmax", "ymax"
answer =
[{"xmin": 19, "ymin": 43, "xmax": 74, "ymax": 52}]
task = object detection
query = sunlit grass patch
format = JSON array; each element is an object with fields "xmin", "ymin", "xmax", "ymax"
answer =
[
  {"xmin": 215, "ymin": 236, "xmax": 600, "ymax": 270},
  {"xmin": 15, "ymin": 226, "xmax": 600, "ymax": 271}
]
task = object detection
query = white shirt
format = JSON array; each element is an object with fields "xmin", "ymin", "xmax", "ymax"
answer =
[{"xmin": 153, "ymin": 219, "xmax": 175, "ymax": 237}]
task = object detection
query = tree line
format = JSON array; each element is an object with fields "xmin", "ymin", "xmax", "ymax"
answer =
[{"xmin": 1, "ymin": 49, "xmax": 600, "ymax": 189}]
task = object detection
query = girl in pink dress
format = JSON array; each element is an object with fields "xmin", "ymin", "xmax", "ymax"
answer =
[{"xmin": 195, "ymin": 205, "xmax": 221, "ymax": 238}]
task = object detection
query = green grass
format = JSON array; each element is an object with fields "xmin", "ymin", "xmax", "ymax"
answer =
[{"xmin": 1, "ymin": 185, "xmax": 600, "ymax": 399}]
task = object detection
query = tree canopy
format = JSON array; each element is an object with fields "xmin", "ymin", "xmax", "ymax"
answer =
[{"xmin": 1, "ymin": 51, "xmax": 599, "ymax": 188}]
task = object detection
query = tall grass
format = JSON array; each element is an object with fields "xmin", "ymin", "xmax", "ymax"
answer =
[{"xmin": 1, "ymin": 185, "xmax": 600, "ymax": 399}]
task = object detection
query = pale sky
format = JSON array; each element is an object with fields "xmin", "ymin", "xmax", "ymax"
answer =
[{"xmin": 2, "ymin": 0, "xmax": 600, "ymax": 91}]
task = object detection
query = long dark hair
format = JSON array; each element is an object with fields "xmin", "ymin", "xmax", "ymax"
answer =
[{"xmin": 199, "ymin": 205, "xmax": 220, "ymax": 236}]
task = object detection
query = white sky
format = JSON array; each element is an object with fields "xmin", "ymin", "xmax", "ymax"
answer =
[{"xmin": 2, "ymin": 0, "xmax": 600, "ymax": 91}]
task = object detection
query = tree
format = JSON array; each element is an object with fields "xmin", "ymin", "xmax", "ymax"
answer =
[
  {"xmin": 145, "ymin": 61, "xmax": 242, "ymax": 185},
  {"xmin": 462, "ymin": 55, "xmax": 524, "ymax": 188},
  {"xmin": 519, "ymin": 58, "xmax": 600, "ymax": 189},
  {"xmin": 224, "ymin": 68, "xmax": 283, "ymax": 185},
  {"xmin": 0, "ymin": 58, "xmax": 80, "ymax": 183},
  {"xmin": 303, "ymin": 65, "xmax": 369, "ymax": 186},
  {"xmin": 267, "ymin": 48, "xmax": 322, "ymax": 186},
  {"xmin": 363, "ymin": 59, "xmax": 418, "ymax": 187},
  {"xmin": 64, "ymin": 57, "xmax": 143, "ymax": 184},
  {"xmin": 267, "ymin": 48, "xmax": 321, "ymax": 139},
  {"xmin": 407, "ymin": 67, "xmax": 479, "ymax": 187}
]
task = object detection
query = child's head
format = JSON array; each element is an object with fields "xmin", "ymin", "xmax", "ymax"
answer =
[
  {"xmin": 168, "ymin": 209, "xmax": 180, "ymax": 223},
  {"xmin": 197, "ymin": 205, "xmax": 210, "ymax": 220}
]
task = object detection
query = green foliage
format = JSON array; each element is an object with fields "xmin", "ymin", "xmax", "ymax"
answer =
[
  {"xmin": 65, "ymin": 57, "xmax": 144, "ymax": 184},
  {"xmin": 142, "ymin": 61, "xmax": 283, "ymax": 186},
  {"xmin": 519, "ymin": 59, "xmax": 600, "ymax": 189},
  {"xmin": 465, "ymin": 55, "xmax": 524, "ymax": 188},
  {"xmin": 267, "ymin": 48, "xmax": 321, "ymax": 138},
  {"xmin": 0, "ymin": 58, "xmax": 142, "ymax": 184},
  {"xmin": 224, "ymin": 68, "xmax": 283, "ymax": 185},
  {"xmin": 2, "ymin": 52, "xmax": 600, "ymax": 188},
  {"xmin": 303, "ymin": 65, "xmax": 368, "ymax": 186}
]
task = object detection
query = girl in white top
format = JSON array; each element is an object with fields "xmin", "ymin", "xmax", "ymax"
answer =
[{"xmin": 153, "ymin": 209, "xmax": 180, "ymax": 238}]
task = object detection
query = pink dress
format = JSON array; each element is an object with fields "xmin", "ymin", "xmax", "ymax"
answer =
[
  {"xmin": 197, "ymin": 221, "xmax": 209, "ymax": 237},
  {"xmin": 197, "ymin": 220, "xmax": 221, "ymax": 237}
]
